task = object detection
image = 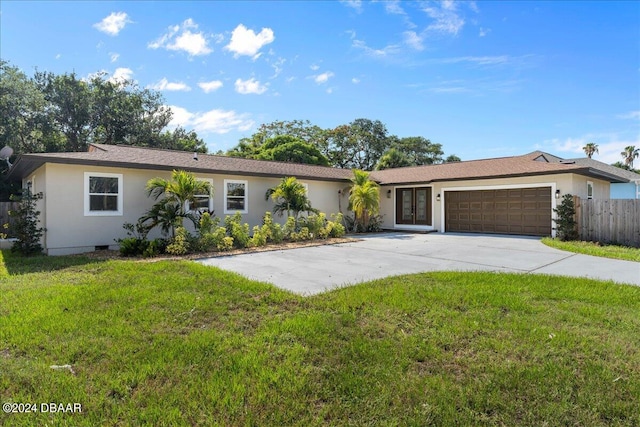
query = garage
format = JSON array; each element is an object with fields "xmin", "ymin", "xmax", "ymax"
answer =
[{"xmin": 445, "ymin": 187, "xmax": 552, "ymax": 236}]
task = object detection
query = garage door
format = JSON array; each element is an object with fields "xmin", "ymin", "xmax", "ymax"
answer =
[{"xmin": 445, "ymin": 187, "xmax": 552, "ymax": 236}]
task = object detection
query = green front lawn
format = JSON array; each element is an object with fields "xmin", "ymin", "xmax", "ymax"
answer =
[
  {"xmin": 542, "ymin": 237, "xmax": 640, "ymax": 262},
  {"xmin": 1, "ymin": 251, "xmax": 639, "ymax": 426}
]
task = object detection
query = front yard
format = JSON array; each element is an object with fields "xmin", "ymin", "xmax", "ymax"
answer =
[{"xmin": 1, "ymin": 250, "xmax": 639, "ymax": 426}]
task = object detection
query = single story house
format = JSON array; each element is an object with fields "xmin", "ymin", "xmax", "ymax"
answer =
[
  {"xmin": 8, "ymin": 143, "xmax": 628, "ymax": 255},
  {"xmin": 568, "ymin": 158, "xmax": 640, "ymax": 199}
]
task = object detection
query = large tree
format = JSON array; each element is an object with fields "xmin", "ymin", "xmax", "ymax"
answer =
[
  {"xmin": 325, "ymin": 119, "xmax": 392, "ymax": 170},
  {"xmin": 391, "ymin": 136, "xmax": 444, "ymax": 165},
  {"xmin": 228, "ymin": 119, "xmax": 325, "ymax": 158},
  {"xmin": 255, "ymin": 135, "xmax": 329, "ymax": 166}
]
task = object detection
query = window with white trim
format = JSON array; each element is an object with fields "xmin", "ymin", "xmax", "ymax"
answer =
[
  {"xmin": 188, "ymin": 178, "xmax": 214, "ymax": 214},
  {"xmin": 224, "ymin": 180, "xmax": 248, "ymax": 214},
  {"xmin": 587, "ymin": 181, "xmax": 594, "ymax": 199},
  {"xmin": 84, "ymin": 172, "xmax": 123, "ymax": 216}
]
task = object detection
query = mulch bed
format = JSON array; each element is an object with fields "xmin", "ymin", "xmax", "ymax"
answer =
[{"xmin": 76, "ymin": 237, "xmax": 361, "ymax": 262}]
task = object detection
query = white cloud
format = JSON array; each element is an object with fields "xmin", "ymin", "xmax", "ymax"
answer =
[
  {"xmin": 225, "ymin": 24, "xmax": 275, "ymax": 59},
  {"xmin": 352, "ymin": 78, "xmax": 360, "ymax": 84},
  {"xmin": 422, "ymin": 1, "xmax": 465, "ymax": 35},
  {"xmin": 403, "ymin": 31, "xmax": 424, "ymax": 51},
  {"xmin": 619, "ymin": 111, "xmax": 640, "ymax": 120},
  {"xmin": 234, "ymin": 78, "xmax": 268, "ymax": 94},
  {"xmin": 479, "ymin": 27, "xmax": 490, "ymax": 37},
  {"xmin": 94, "ymin": 12, "xmax": 132, "ymax": 36},
  {"xmin": 149, "ymin": 19, "xmax": 216, "ymax": 56},
  {"xmin": 269, "ymin": 57, "xmax": 286, "ymax": 78},
  {"xmin": 313, "ymin": 71, "xmax": 334, "ymax": 84},
  {"xmin": 341, "ymin": 0, "xmax": 363, "ymax": 13},
  {"xmin": 310, "ymin": 64, "xmax": 320, "ymax": 71},
  {"xmin": 198, "ymin": 80, "xmax": 224, "ymax": 93},
  {"xmin": 55, "ymin": 54, "xmax": 61, "ymax": 60},
  {"xmin": 149, "ymin": 78, "xmax": 191, "ymax": 92},
  {"xmin": 109, "ymin": 52, "xmax": 120, "ymax": 63},
  {"xmin": 109, "ymin": 67, "xmax": 134, "ymax": 84},
  {"xmin": 351, "ymin": 35, "xmax": 401, "ymax": 58},
  {"xmin": 385, "ymin": 0, "xmax": 405, "ymax": 15},
  {"xmin": 438, "ymin": 55, "xmax": 510, "ymax": 66},
  {"xmin": 168, "ymin": 105, "xmax": 254, "ymax": 134}
]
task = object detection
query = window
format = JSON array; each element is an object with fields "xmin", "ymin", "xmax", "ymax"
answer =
[
  {"xmin": 84, "ymin": 172, "xmax": 123, "ymax": 216},
  {"xmin": 188, "ymin": 178, "xmax": 213, "ymax": 213},
  {"xmin": 224, "ymin": 180, "xmax": 248, "ymax": 214},
  {"xmin": 587, "ymin": 181, "xmax": 594, "ymax": 199}
]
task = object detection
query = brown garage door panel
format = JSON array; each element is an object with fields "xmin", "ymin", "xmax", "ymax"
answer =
[{"xmin": 445, "ymin": 188, "xmax": 551, "ymax": 236}]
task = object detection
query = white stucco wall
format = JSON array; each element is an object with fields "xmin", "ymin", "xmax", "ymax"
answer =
[{"xmin": 35, "ymin": 163, "xmax": 347, "ymax": 255}]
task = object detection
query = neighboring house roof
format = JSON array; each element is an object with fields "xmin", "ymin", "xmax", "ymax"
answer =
[
  {"xmin": 8, "ymin": 144, "xmax": 630, "ymax": 185},
  {"xmin": 370, "ymin": 151, "xmax": 629, "ymax": 185},
  {"xmin": 8, "ymin": 143, "xmax": 354, "ymax": 182},
  {"xmin": 566, "ymin": 157, "xmax": 640, "ymax": 182}
]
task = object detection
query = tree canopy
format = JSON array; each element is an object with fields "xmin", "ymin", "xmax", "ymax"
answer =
[
  {"xmin": 228, "ymin": 118, "xmax": 458, "ymax": 171},
  {"xmin": 0, "ymin": 60, "xmax": 206, "ymax": 156}
]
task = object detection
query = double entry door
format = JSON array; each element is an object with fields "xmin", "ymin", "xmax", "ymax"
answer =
[{"xmin": 396, "ymin": 187, "xmax": 432, "ymax": 226}]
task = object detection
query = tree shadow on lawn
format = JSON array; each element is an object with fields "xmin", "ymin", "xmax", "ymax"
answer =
[{"xmin": 0, "ymin": 250, "xmax": 108, "ymax": 276}]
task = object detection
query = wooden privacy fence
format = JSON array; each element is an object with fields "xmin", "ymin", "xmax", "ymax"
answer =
[
  {"xmin": 574, "ymin": 197, "xmax": 640, "ymax": 247},
  {"xmin": 0, "ymin": 202, "xmax": 19, "ymax": 228}
]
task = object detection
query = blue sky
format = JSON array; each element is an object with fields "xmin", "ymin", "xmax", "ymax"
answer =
[{"xmin": 1, "ymin": 1, "xmax": 638, "ymax": 163}]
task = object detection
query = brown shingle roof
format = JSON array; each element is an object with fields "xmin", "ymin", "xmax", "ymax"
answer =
[
  {"xmin": 9, "ymin": 145, "xmax": 628, "ymax": 184},
  {"xmin": 9, "ymin": 143, "xmax": 354, "ymax": 182},
  {"xmin": 369, "ymin": 151, "xmax": 629, "ymax": 185}
]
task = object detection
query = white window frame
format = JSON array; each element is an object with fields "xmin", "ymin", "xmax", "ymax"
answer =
[
  {"xmin": 587, "ymin": 181, "xmax": 594, "ymax": 199},
  {"xmin": 224, "ymin": 179, "xmax": 248, "ymax": 214},
  {"xmin": 188, "ymin": 178, "xmax": 214, "ymax": 214},
  {"xmin": 84, "ymin": 172, "xmax": 123, "ymax": 216}
]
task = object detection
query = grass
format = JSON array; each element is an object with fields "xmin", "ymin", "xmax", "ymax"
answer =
[
  {"xmin": 1, "ymin": 250, "xmax": 639, "ymax": 426},
  {"xmin": 541, "ymin": 237, "xmax": 640, "ymax": 262}
]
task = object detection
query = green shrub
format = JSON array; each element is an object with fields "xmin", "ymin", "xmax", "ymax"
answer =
[
  {"xmin": 263, "ymin": 212, "xmax": 284, "ymax": 243},
  {"xmin": 142, "ymin": 238, "xmax": 167, "ymax": 258},
  {"xmin": 283, "ymin": 216, "xmax": 297, "ymax": 240},
  {"xmin": 225, "ymin": 212, "xmax": 250, "ymax": 249},
  {"xmin": 300, "ymin": 213, "xmax": 326, "ymax": 238},
  {"xmin": 166, "ymin": 227, "xmax": 191, "ymax": 255},
  {"xmin": 329, "ymin": 213, "xmax": 346, "ymax": 238},
  {"xmin": 118, "ymin": 237, "xmax": 149, "ymax": 257},
  {"xmin": 290, "ymin": 227, "xmax": 312, "ymax": 242},
  {"xmin": 553, "ymin": 194, "xmax": 578, "ymax": 241},
  {"xmin": 219, "ymin": 236, "xmax": 234, "ymax": 252},
  {"xmin": 8, "ymin": 187, "xmax": 44, "ymax": 256},
  {"xmin": 199, "ymin": 212, "xmax": 219, "ymax": 235},
  {"xmin": 248, "ymin": 225, "xmax": 268, "ymax": 248}
]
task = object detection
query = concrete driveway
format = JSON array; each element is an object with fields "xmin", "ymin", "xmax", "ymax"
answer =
[{"xmin": 197, "ymin": 233, "xmax": 640, "ymax": 295}]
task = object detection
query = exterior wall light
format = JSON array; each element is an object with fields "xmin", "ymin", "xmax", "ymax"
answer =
[
  {"xmin": 436, "ymin": 193, "xmax": 441, "ymax": 202},
  {"xmin": 387, "ymin": 189, "xmax": 392, "ymax": 199},
  {"xmin": 555, "ymin": 189, "xmax": 560, "ymax": 199}
]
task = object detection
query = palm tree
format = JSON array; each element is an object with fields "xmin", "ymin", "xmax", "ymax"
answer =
[
  {"xmin": 348, "ymin": 169, "xmax": 380, "ymax": 231},
  {"xmin": 145, "ymin": 170, "xmax": 212, "ymax": 234},
  {"xmin": 621, "ymin": 145, "xmax": 639, "ymax": 169},
  {"xmin": 582, "ymin": 142, "xmax": 599, "ymax": 158},
  {"xmin": 265, "ymin": 176, "xmax": 317, "ymax": 219}
]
